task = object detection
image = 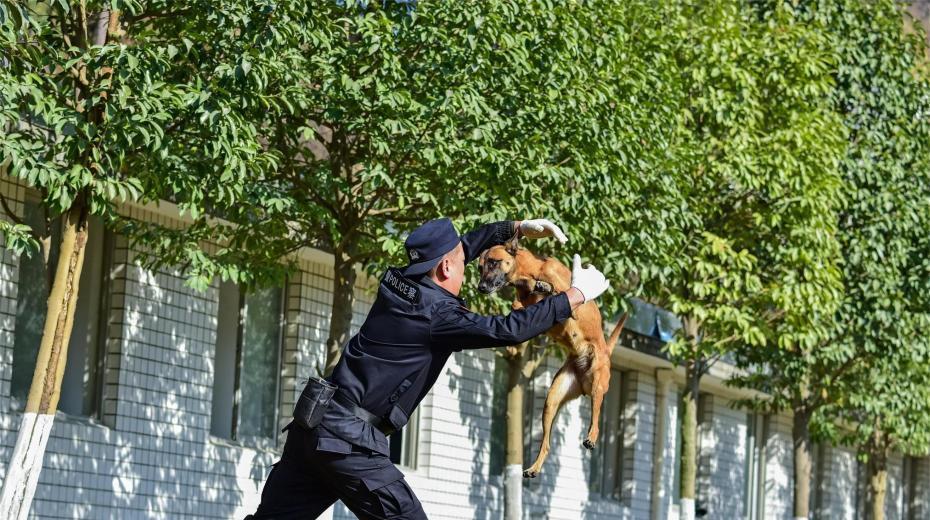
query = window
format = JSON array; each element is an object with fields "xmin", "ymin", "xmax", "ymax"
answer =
[
  {"xmin": 11, "ymin": 197, "xmax": 111, "ymax": 418},
  {"xmin": 523, "ymin": 361, "xmax": 539, "ymax": 474},
  {"xmin": 489, "ymin": 354, "xmax": 508, "ymax": 478},
  {"xmin": 695, "ymin": 392, "xmax": 709, "ymax": 513},
  {"xmin": 589, "ymin": 368, "xmax": 625, "ymax": 501},
  {"xmin": 743, "ymin": 413, "xmax": 767, "ymax": 520},
  {"xmin": 389, "ymin": 407, "xmax": 420, "ymax": 468},
  {"xmin": 902, "ymin": 456, "xmax": 917, "ymax": 520},
  {"xmin": 810, "ymin": 443, "xmax": 823, "ymax": 518},
  {"xmin": 856, "ymin": 457, "xmax": 869, "ymax": 517},
  {"xmin": 211, "ymin": 281, "xmax": 285, "ymax": 443}
]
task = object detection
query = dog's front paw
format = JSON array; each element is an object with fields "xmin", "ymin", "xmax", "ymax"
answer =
[
  {"xmin": 583, "ymin": 439, "xmax": 596, "ymax": 450},
  {"xmin": 523, "ymin": 469, "xmax": 539, "ymax": 479},
  {"xmin": 533, "ymin": 280, "xmax": 554, "ymax": 294}
]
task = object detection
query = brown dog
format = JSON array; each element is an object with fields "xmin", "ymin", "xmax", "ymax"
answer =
[{"xmin": 478, "ymin": 235, "xmax": 626, "ymax": 478}]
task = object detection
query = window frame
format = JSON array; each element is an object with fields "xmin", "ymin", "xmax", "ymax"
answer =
[
  {"xmin": 743, "ymin": 412, "xmax": 767, "ymax": 520},
  {"xmin": 211, "ymin": 279, "xmax": 287, "ymax": 446},
  {"xmin": 589, "ymin": 368, "xmax": 625, "ymax": 502},
  {"xmin": 389, "ymin": 406, "xmax": 421, "ymax": 469},
  {"xmin": 672, "ymin": 386, "xmax": 682, "ymax": 506},
  {"xmin": 489, "ymin": 353, "xmax": 508, "ymax": 478}
]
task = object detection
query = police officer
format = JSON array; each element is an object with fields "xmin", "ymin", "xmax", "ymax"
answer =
[{"xmin": 249, "ymin": 218, "xmax": 610, "ymax": 519}]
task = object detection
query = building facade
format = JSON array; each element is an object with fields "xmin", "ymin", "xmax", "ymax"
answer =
[{"xmin": 0, "ymin": 178, "xmax": 928, "ymax": 519}]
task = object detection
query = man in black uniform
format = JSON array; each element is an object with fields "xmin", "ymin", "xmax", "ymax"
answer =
[{"xmin": 249, "ymin": 218, "xmax": 610, "ymax": 519}]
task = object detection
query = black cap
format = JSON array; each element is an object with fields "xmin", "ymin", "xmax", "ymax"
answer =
[{"xmin": 402, "ymin": 218, "xmax": 461, "ymax": 276}]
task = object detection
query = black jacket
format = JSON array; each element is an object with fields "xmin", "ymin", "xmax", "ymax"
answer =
[{"xmin": 319, "ymin": 221, "xmax": 572, "ymax": 458}]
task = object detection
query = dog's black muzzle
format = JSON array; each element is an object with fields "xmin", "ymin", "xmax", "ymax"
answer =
[{"xmin": 478, "ymin": 271, "xmax": 508, "ymax": 294}]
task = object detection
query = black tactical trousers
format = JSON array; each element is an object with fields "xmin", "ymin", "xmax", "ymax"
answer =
[{"xmin": 248, "ymin": 425, "xmax": 427, "ymax": 520}]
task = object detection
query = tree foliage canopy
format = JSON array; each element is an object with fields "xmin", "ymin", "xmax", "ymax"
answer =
[
  {"xmin": 732, "ymin": 2, "xmax": 930, "ymax": 455},
  {"xmin": 113, "ymin": 1, "xmax": 688, "ymax": 318},
  {"xmin": 0, "ymin": 1, "xmax": 277, "ymax": 263},
  {"xmin": 656, "ymin": 1, "xmax": 846, "ymax": 362}
]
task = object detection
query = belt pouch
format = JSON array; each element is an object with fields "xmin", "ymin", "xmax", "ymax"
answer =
[{"xmin": 293, "ymin": 377, "xmax": 337, "ymax": 431}]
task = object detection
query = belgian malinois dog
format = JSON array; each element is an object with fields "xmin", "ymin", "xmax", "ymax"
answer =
[{"xmin": 478, "ymin": 235, "xmax": 626, "ymax": 478}]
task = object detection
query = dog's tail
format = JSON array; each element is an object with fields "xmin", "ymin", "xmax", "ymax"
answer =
[{"xmin": 606, "ymin": 313, "xmax": 628, "ymax": 352}]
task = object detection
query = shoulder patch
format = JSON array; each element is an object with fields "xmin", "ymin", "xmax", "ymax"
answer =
[{"xmin": 382, "ymin": 268, "xmax": 421, "ymax": 304}]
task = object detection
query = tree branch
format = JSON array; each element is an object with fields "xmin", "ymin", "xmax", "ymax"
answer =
[
  {"xmin": 125, "ymin": 8, "xmax": 194, "ymax": 25},
  {"xmin": 0, "ymin": 191, "xmax": 26, "ymax": 226},
  {"xmin": 366, "ymin": 200, "xmax": 427, "ymax": 218},
  {"xmin": 522, "ymin": 342, "xmax": 547, "ymax": 379},
  {"xmin": 366, "ymin": 206, "xmax": 400, "ymax": 217}
]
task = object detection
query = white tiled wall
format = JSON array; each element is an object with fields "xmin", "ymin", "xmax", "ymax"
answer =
[
  {"xmin": 0, "ymin": 179, "xmax": 24, "ymax": 479},
  {"xmin": 654, "ymin": 382, "xmax": 681, "ymax": 520},
  {"xmin": 912, "ymin": 457, "xmax": 930, "ymax": 519},
  {"xmin": 763, "ymin": 413, "xmax": 794, "ymax": 520},
  {"xmin": 816, "ymin": 444, "xmax": 859, "ymax": 519},
  {"xmin": 886, "ymin": 454, "xmax": 904, "ymax": 520},
  {"xmin": 697, "ymin": 394, "xmax": 748, "ymax": 518},
  {"xmin": 620, "ymin": 371, "xmax": 656, "ymax": 519}
]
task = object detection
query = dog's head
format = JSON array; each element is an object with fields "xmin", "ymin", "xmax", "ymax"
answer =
[{"xmin": 477, "ymin": 234, "xmax": 520, "ymax": 294}]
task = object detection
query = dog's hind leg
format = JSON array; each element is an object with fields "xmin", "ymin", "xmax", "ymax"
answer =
[
  {"xmin": 524, "ymin": 362, "xmax": 582, "ymax": 478},
  {"xmin": 583, "ymin": 356, "xmax": 612, "ymax": 450}
]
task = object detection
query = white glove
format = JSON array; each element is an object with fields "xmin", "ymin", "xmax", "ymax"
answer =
[
  {"xmin": 570, "ymin": 254, "xmax": 610, "ymax": 303},
  {"xmin": 519, "ymin": 219, "xmax": 568, "ymax": 244}
]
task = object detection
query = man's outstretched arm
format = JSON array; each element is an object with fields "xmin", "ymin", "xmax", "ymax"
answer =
[
  {"xmin": 460, "ymin": 221, "xmax": 518, "ymax": 264},
  {"xmin": 460, "ymin": 218, "xmax": 568, "ymax": 264},
  {"xmin": 429, "ymin": 291, "xmax": 576, "ymax": 350},
  {"xmin": 430, "ymin": 256, "xmax": 607, "ymax": 350}
]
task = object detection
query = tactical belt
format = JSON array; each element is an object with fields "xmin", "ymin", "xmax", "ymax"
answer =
[{"xmin": 332, "ymin": 391, "xmax": 396, "ymax": 436}]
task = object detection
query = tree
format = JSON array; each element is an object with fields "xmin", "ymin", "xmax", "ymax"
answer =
[
  {"xmin": 833, "ymin": 359, "xmax": 930, "ymax": 519},
  {"xmin": 730, "ymin": 2, "xmax": 930, "ymax": 518},
  {"xmin": 656, "ymin": 3, "xmax": 847, "ymax": 519},
  {"xmin": 0, "ymin": 1, "xmax": 282, "ymax": 516}
]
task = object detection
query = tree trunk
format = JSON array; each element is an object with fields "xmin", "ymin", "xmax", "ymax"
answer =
[
  {"xmin": 323, "ymin": 247, "xmax": 357, "ymax": 376},
  {"xmin": 504, "ymin": 350, "xmax": 525, "ymax": 520},
  {"xmin": 680, "ymin": 357, "xmax": 699, "ymax": 520},
  {"xmin": 870, "ymin": 466, "xmax": 887, "ymax": 520},
  {"xmin": 792, "ymin": 408, "xmax": 812, "ymax": 520},
  {"xmin": 0, "ymin": 201, "xmax": 89, "ymax": 519},
  {"xmin": 867, "ymin": 433, "xmax": 888, "ymax": 520},
  {"xmin": 679, "ymin": 315, "xmax": 702, "ymax": 520}
]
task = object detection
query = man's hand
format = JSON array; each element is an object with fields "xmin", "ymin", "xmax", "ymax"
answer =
[
  {"xmin": 569, "ymin": 254, "xmax": 610, "ymax": 304},
  {"xmin": 518, "ymin": 219, "xmax": 568, "ymax": 244}
]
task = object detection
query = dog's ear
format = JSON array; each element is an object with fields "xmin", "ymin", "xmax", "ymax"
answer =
[{"xmin": 504, "ymin": 232, "xmax": 519, "ymax": 256}]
